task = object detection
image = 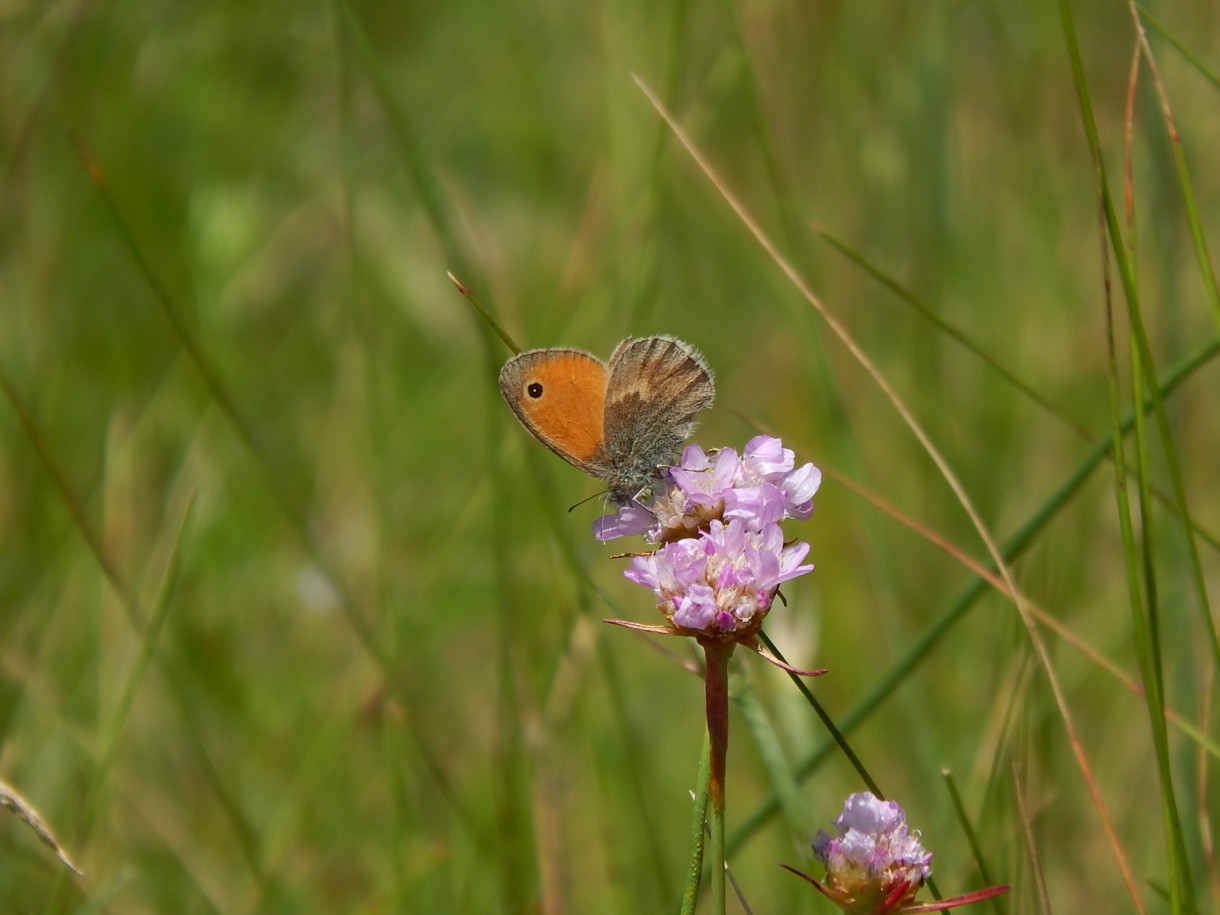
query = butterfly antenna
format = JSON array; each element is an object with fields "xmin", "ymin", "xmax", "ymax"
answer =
[{"xmin": 567, "ymin": 491, "xmax": 607, "ymax": 513}]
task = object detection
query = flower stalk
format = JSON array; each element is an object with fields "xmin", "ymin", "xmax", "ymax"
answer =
[{"xmin": 703, "ymin": 640, "xmax": 734, "ymax": 915}]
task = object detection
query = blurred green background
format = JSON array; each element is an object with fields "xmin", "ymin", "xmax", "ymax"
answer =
[{"xmin": 2, "ymin": 1, "xmax": 1217, "ymax": 912}]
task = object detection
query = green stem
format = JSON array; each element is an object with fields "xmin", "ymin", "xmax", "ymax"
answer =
[{"xmin": 679, "ymin": 731, "xmax": 711, "ymax": 915}]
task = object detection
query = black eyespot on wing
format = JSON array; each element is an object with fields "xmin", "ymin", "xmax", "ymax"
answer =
[{"xmin": 527, "ymin": 382, "xmax": 544, "ymax": 398}]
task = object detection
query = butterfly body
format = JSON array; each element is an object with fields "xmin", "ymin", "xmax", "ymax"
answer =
[{"xmin": 499, "ymin": 335, "xmax": 715, "ymax": 505}]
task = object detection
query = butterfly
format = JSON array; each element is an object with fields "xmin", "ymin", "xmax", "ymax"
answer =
[{"xmin": 499, "ymin": 335, "xmax": 715, "ymax": 505}]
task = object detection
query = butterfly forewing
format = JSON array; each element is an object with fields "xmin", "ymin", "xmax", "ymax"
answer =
[{"xmin": 499, "ymin": 348, "xmax": 608, "ymax": 470}]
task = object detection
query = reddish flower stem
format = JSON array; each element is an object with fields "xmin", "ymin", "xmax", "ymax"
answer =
[
  {"xmin": 703, "ymin": 641, "xmax": 733, "ymax": 810},
  {"xmin": 702, "ymin": 640, "xmax": 735, "ymax": 915}
]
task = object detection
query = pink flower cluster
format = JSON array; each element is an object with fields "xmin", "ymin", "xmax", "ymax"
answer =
[
  {"xmin": 787, "ymin": 791, "xmax": 1010, "ymax": 913},
  {"xmin": 594, "ymin": 435, "xmax": 821, "ymax": 544},
  {"xmin": 811, "ymin": 792, "xmax": 932, "ymax": 914},
  {"xmin": 599, "ymin": 435, "xmax": 821, "ymax": 638},
  {"xmin": 624, "ymin": 519, "xmax": 812, "ymax": 635}
]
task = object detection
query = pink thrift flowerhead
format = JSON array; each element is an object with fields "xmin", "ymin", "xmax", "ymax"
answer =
[
  {"xmin": 810, "ymin": 792, "xmax": 933, "ymax": 914},
  {"xmin": 623, "ymin": 518, "xmax": 812, "ymax": 640},
  {"xmin": 593, "ymin": 434, "xmax": 821, "ymax": 544}
]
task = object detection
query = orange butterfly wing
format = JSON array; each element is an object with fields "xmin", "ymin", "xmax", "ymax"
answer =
[{"xmin": 499, "ymin": 348, "xmax": 608, "ymax": 471}]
